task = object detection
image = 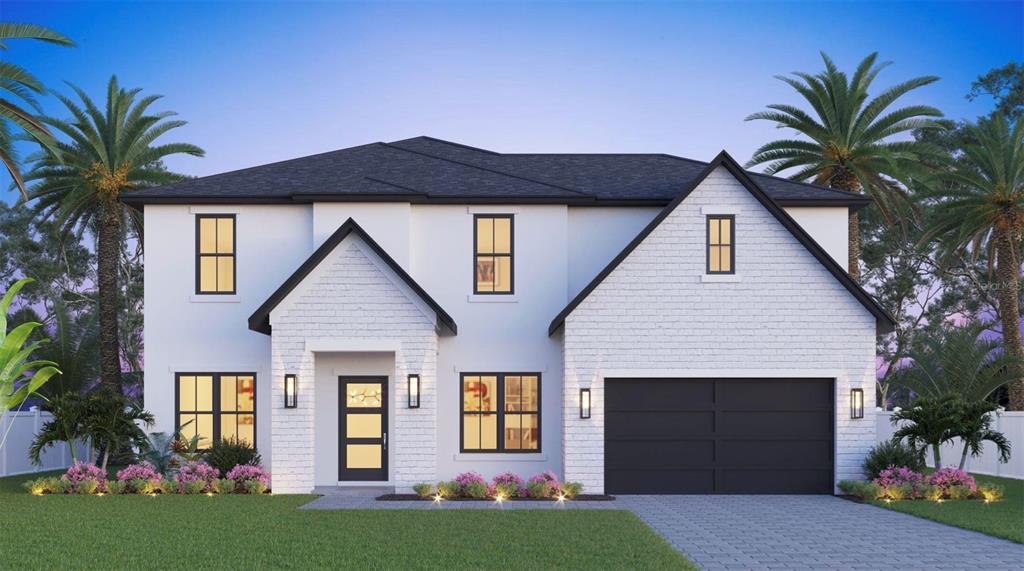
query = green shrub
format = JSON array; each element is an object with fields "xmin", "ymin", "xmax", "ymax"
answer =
[
  {"xmin": 922, "ymin": 484, "xmax": 943, "ymax": 501},
  {"xmin": 947, "ymin": 485, "xmax": 972, "ymax": 501},
  {"xmin": 436, "ymin": 481, "xmax": 458, "ymax": 498},
  {"xmin": 24, "ymin": 477, "xmax": 65, "ymax": 495},
  {"xmin": 837, "ymin": 480, "xmax": 860, "ymax": 495},
  {"xmin": 183, "ymin": 480, "xmax": 206, "ymax": 494},
  {"xmin": 560, "ymin": 482, "xmax": 584, "ymax": 499},
  {"xmin": 526, "ymin": 481, "xmax": 551, "ymax": 499},
  {"xmin": 412, "ymin": 483, "xmax": 433, "ymax": 498},
  {"xmin": 213, "ymin": 478, "xmax": 237, "ymax": 494},
  {"xmin": 204, "ymin": 437, "xmax": 262, "ymax": 475},
  {"xmin": 978, "ymin": 483, "xmax": 1004, "ymax": 502},
  {"xmin": 243, "ymin": 480, "xmax": 267, "ymax": 495},
  {"xmin": 885, "ymin": 483, "xmax": 913, "ymax": 501},
  {"xmin": 75, "ymin": 480, "xmax": 99, "ymax": 495},
  {"xmin": 105, "ymin": 480, "xmax": 125, "ymax": 494},
  {"xmin": 492, "ymin": 482, "xmax": 517, "ymax": 499},
  {"xmin": 863, "ymin": 441, "xmax": 925, "ymax": 480},
  {"xmin": 463, "ymin": 481, "xmax": 487, "ymax": 499},
  {"xmin": 839, "ymin": 480, "xmax": 883, "ymax": 501},
  {"xmin": 157, "ymin": 480, "xmax": 176, "ymax": 494}
]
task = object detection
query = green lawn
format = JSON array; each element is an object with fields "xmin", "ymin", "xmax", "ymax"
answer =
[
  {"xmin": 871, "ymin": 471, "xmax": 1024, "ymax": 544},
  {"xmin": 0, "ymin": 470, "xmax": 695, "ymax": 570}
]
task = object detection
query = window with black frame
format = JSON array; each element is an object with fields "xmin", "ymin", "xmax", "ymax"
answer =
[
  {"xmin": 176, "ymin": 373, "xmax": 255, "ymax": 447},
  {"xmin": 461, "ymin": 373, "xmax": 539, "ymax": 452},
  {"xmin": 473, "ymin": 214, "xmax": 513, "ymax": 294},
  {"xmin": 706, "ymin": 214, "xmax": 735, "ymax": 274}
]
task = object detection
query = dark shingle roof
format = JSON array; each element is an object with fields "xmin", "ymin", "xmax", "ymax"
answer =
[{"xmin": 123, "ymin": 136, "xmax": 870, "ymax": 208}]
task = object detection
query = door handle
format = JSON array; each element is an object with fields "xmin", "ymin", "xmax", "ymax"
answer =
[{"xmin": 383, "ymin": 432, "xmax": 387, "ymax": 450}]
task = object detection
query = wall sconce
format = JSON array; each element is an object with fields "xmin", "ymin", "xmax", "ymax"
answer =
[
  {"xmin": 580, "ymin": 388, "xmax": 591, "ymax": 419},
  {"xmin": 408, "ymin": 374, "xmax": 420, "ymax": 408},
  {"xmin": 284, "ymin": 374, "xmax": 297, "ymax": 408},
  {"xmin": 850, "ymin": 388, "xmax": 864, "ymax": 419}
]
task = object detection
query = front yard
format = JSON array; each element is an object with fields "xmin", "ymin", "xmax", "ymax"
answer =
[
  {"xmin": 0, "ymin": 470, "xmax": 695, "ymax": 570},
  {"xmin": 871, "ymin": 472, "xmax": 1023, "ymax": 544}
]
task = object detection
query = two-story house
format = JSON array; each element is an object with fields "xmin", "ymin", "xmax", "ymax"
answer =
[{"xmin": 124, "ymin": 136, "xmax": 892, "ymax": 494}]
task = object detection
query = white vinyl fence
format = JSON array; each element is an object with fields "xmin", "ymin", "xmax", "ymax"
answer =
[
  {"xmin": 876, "ymin": 410, "xmax": 1024, "ymax": 480},
  {"xmin": 0, "ymin": 408, "xmax": 88, "ymax": 477}
]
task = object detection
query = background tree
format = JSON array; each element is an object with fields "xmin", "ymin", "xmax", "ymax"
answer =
[
  {"xmin": 968, "ymin": 62, "xmax": 1024, "ymax": 121},
  {"xmin": 746, "ymin": 52, "xmax": 943, "ymax": 280},
  {"xmin": 0, "ymin": 22, "xmax": 74, "ymax": 198},
  {"xmin": 24, "ymin": 76, "xmax": 203, "ymax": 393},
  {"xmin": 951, "ymin": 399, "xmax": 1011, "ymax": 470},
  {"xmin": 919, "ymin": 116, "xmax": 1024, "ymax": 409}
]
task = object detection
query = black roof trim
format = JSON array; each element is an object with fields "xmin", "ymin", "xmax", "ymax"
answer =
[
  {"xmin": 248, "ymin": 218, "xmax": 457, "ymax": 336},
  {"xmin": 547, "ymin": 151, "xmax": 896, "ymax": 336}
]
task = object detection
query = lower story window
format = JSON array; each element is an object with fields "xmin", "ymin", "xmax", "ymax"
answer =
[
  {"xmin": 176, "ymin": 373, "xmax": 256, "ymax": 448},
  {"xmin": 461, "ymin": 373, "xmax": 540, "ymax": 452}
]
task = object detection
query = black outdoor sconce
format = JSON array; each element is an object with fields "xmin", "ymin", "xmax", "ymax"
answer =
[
  {"xmin": 850, "ymin": 388, "xmax": 864, "ymax": 419},
  {"xmin": 408, "ymin": 374, "xmax": 420, "ymax": 408},
  {"xmin": 284, "ymin": 374, "xmax": 297, "ymax": 408},
  {"xmin": 580, "ymin": 388, "xmax": 591, "ymax": 419}
]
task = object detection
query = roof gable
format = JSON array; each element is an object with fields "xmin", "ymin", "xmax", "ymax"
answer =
[
  {"xmin": 547, "ymin": 151, "xmax": 896, "ymax": 336},
  {"xmin": 248, "ymin": 218, "xmax": 457, "ymax": 335}
]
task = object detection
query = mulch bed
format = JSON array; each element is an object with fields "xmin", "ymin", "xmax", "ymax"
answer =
[{"xmin": 376, "ymin": 494, "xmax": 615, "ymax": 502}]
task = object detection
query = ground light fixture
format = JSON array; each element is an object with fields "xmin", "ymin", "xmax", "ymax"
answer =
[
  {"xmin": 850, "ymin": 388, "xmax": 864, "ymax": 419},
  {"xmin": 408, "ymin": 374, "xmax": 420, "ymax": 408},
  {"xmin": 580, "ymin": 388, "xmax": 591, "ymax": 419},
  {"xmin": 284, "ymin": 374, "xmax": 298, "ymax": 408}
]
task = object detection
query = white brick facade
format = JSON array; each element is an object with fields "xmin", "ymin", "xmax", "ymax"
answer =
[
  {"xmin": 269, "ymin": 236, "xmax": 438, "ymax": 493},
  {"xmin": 561, "ymin": 167, "xmax": 877, "ymax": 493}
]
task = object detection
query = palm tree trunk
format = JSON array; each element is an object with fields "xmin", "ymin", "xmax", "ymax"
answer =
[
  {"xmin": 97, "ymin": 199, "xmax": 123, "ymax": 394},
  {"xmin": 932, "ymin": 443, "xmax": 942, "ymax": 469},
  {"xmin": 828, "ymin": 169, "xmax": 862, "ymax": 282},
  {"xmin": 958, "ymin": 444, "xmax": 970, "ymax": 470},
  {"xmin": 995, "ymin": 229, "xmax": 1024, "ymax": 411}
]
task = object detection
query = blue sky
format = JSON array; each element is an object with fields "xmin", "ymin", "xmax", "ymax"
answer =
[{"xmin": 3, "ymin": 0, "xmax": 1021, "ymax": 203}]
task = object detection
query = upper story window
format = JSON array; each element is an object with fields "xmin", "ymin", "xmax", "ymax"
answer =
[
  {"xmin": 474, "ymin": 214, "xmax": 513, "ymax": 294},
  {"xmin": 196, "ymin": 214, "xmax": 235, "ymax": 294},
  {"xmin": 706, "ymin": 215, "xmax": 735, "ymax": 274},
  {"xmin": 461, "ymin": 373, "xmax": 540, "ymax": 453}
]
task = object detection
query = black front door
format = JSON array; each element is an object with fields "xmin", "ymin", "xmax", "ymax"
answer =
[{"xmin": 339, "ymin": 376, "xmax": 388, "ymax": 481}]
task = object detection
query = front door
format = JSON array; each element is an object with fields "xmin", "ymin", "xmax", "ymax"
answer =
[{"xmin": 339, "ymin": 376, "xmax": 388, "ymax": 481}]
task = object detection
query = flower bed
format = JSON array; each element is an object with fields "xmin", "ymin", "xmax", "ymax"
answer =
[
  {"xmin": 25, "ymin": 461, "xmax": 272, "ymax": 496},
  {"xmin": 838, "ymin": 466, "xmax": 1003, "ymax": 503},
  {"xmin": 380, "ymin": 471, "xmax": 605, "ymax": 502}
]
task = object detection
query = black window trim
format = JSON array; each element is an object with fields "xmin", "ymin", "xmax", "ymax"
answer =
[
  {"xmin": 195, "ymin": 213, "xmax": 237, "ymax": 295},
  {"xmin": 459, "ymin": 372, "xmax": 541, "ymax": 454},
  {"xmin": 472, "ymin": 213, "xmax": 515, "ymax": 295},
  {"xmin": 705, "ymin": 214, "xmax": 735, "ymax": 275},
  {"xmin": 174, "ymin": 372, "xmax": 257, "ymax": 448}
]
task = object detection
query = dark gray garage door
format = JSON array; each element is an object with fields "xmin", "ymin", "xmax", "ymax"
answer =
[{"xmin": 605, "ymin": 378, "xmax": 834, "ymax": 494}]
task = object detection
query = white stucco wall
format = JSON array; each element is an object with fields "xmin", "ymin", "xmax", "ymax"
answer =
[
  {"xmin": 784, "ymin": 206, "xmax": 850, "ymax": 265},
  {"xmin": 561, "ymin": 166, "xmax": 877, "ymax": 493}
]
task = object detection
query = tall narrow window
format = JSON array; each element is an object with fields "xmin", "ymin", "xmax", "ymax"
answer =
[
  {"xmin": 196, "ymin": 214, "xmax": 236, "ymax": 294},
  {"xmin": 176, "ymin": 373, "xmax": 256, "ymax": 448},
  {"xmin": 706, "ymin": 215, "xmax": 735, "ymax": 274},
  {"xmin": 474, "ymin": 214, "xmax": 513, "ymax": 294},
  {"xmin": 461, "ymin": 373, "xmax": 540, "ymax": 452}
]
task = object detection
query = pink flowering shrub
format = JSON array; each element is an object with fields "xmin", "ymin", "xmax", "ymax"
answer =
[
  {"xmin": 226, "ymin": 464, "xmax": 270, "ymax": 491},
  {"xmin": 175, "ymin": 462, "xmax": 220, "ymax": 493},
  {"xmin": 872, "ymin": 466, "xmax": 925, "ymax": 498},
  {"xmin": 490, "ymin": 472, "xmax": 526, "ymax": 497},
  {"xmin": 926, "ymin": 468, "xmax": 977, "ymax": 495},
  {"xmin": 117, "ymin": 462, "xmax": 163, "ymax": 493},
  {"xmin": 526, "ymin": 470, "xmax": 561, "ymax": 498},
  {"xmin": 454, "ymin": 471, "xmax": 486, "ymax": 491},
  {"xmin": 61, "ymin": 461, "xmax": 107, "ymax": 493}
]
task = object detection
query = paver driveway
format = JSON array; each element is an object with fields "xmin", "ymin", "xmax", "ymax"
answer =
[
  {"xmin": 304, "ymin": 492, "xmax": 1024, "ymax": 570},
  {"xmin": 616, "ymin": 495, "xmax": 1024, "ymax": 570}
]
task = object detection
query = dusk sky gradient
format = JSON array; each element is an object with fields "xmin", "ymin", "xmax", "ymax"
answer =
[{"xmin": 2, "ymin": 0, "xmax": 1022, "ymax": 203}]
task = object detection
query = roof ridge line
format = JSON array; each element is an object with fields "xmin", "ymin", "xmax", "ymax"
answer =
[
  {"xmin": 361, "ymin": 176, "xmax": 429, "ymax": 195},
  {"xmin": 380, "ymin": 142, "xmax": 593, "ymax": 198},
  {"xmin": 409, "ymin": 136, "xmax": 502, "ymax": 156}
]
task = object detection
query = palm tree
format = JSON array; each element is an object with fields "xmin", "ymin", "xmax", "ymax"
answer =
[
  {"xmin": 951, "ymin": 399, "xmax": 1010, "ymax": 470},
  {"xmin": 746, "ymin": 52, "xmax": 943, "ymax": 281},
  {"xmin": 919, "ymin": 116, "xmax": 1024, "ymax": 410},
  {"xmin": 81, "ymin": 389, "xmax": 153, "ymax": 471},
  {"xmin": 890, "ymin": 394, "xmax": 960, "ymax": 468},
  {"xmin": 891, "ymin": 322, "xmax": 1020, "ymax": 401},
  {"xmin": 0, "ymin": 22, "xmax": 74, "ymax": 198},
  {"xmin": 32, "ymin": 299, "xmax": 99, "ymax": 399},
  {"xmin": 24, "ymin": 76, "xmax": 203, "ymax": 392}
]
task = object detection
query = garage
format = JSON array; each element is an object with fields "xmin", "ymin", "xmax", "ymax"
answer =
[{"xmin": 605, "ymin": 378, "xmax": 834, "ymax": 494}]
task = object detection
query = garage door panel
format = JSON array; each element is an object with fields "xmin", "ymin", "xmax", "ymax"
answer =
[
  {"xmin": 716, "ymin": 380, "xmax": 833, "ymax": 409},
  {"xmin": 605, "ymin": 411, "xmax": 714, "ymax": 438},
  {"xmin": 606, "ymin": 440, "xmax": 714, "ymax": 468},
  {"xmin": 716, "ymin": 469, "xmax": 834, "ymax": 494},
  {"xmin": 606, "ymin": 379, "xmax": 713, "ymax": 410},
  {"xmin": 605, "ymin": 378, "xmax": 834, "ymax": 494},
  {"xmin": 717, "ymin": 411, "xmax": 832, "ymax": 435},
  {"xmin": 718, "ymin": 439, "xmax": 832, "ymax": 467},
  {"xmin": 606, "ymin": 469, "xmax": 715, "ymax": 494}
]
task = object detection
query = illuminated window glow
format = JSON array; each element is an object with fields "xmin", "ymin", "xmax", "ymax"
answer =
[
  {"xmin": 461, "ymin": 373, "xmax": 539, "ymax": 452},
  {"xmin": 196, "ymin": 215, "xmax": 236, "ymax": 294},
  {"xmin": 474, "ymin": 214, "xmax": 513, "ymax": 293},
  {"xmin": 707, "ymin": 215, "xmax": 734, "ymax": 274},
  {"xmin": 176, "ymin": 373, "xmax": 255, "ymax": 447}
]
